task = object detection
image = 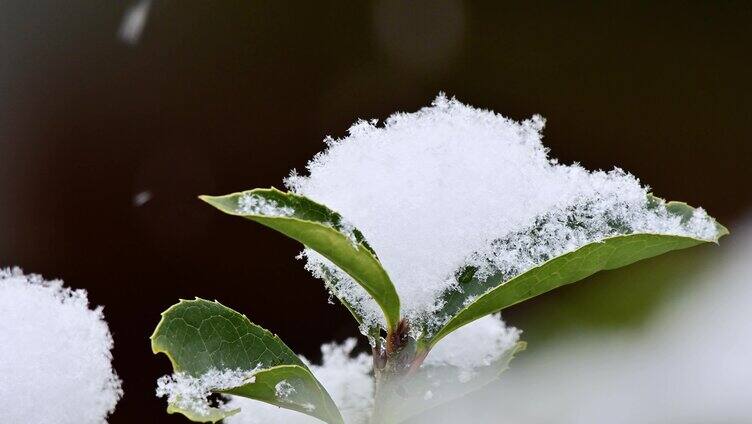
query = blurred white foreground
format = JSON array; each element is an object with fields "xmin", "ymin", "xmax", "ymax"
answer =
[
  {"xmin": 223, "ymin": 218, "xmax": 747, "ymax": 424},
  {"xmin": 415, "ymin": 216, "xmax": 752, "ymax": 424}
]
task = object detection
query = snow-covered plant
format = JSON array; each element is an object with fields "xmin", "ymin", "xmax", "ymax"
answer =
[
  {"xmin": 0, "ymin": 268, "xmax": 122, "ymax": 424},
  {"xmin": 151, "ymin": 96, "xmax": 727, "ymax": 423}
]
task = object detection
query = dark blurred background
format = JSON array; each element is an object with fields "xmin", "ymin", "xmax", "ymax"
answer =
[{"xmin": 1, "ymin": 1, "xmax": 750, "ymax": 422}]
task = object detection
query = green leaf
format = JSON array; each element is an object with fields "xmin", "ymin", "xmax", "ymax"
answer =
[
  {"xmin": 200, "ymin": 188, "xmax": 401, "ymax": 331},
  {"xmin": 151, "ymin": 298, "xmax": 344, "ymax": 424},
  {"xmin": 425, "ymin": 199, "xmax": 728, "ymax": 349}
]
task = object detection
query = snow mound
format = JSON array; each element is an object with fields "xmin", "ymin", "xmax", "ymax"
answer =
[
  {"xmin": 0, "ymin": 268, "xmax": 122, "ymax": 424},
  {"xmin": 285, "ymin": 94, "xmax": 719, "ymax": 330}
]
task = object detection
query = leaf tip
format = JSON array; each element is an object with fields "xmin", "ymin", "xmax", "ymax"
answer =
[
  {"xmin": 717, "ymin": 223, "xmax": 730, "ymax": 239},
  {"xmin": 198, "ymin": 194, "xmax": 222, "ymax": 207}
]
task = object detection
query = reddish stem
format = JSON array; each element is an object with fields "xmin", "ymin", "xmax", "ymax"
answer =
[{"xmin": 406, "ymin": 348, "xmax": 429, "ymax": 375}]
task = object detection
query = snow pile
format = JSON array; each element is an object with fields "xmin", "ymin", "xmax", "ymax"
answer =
[
  {"xmin": 226, "ymin": 339, "xmax": 374, "ymax": 424},
  {"xmin": 285, "ymin": 95, "xmax": 720, "ymax": 329},
  {"xmin": 425, "ymin": 314, "xmax": 520, "ymax": 382},
  {"xmin": 156, "ymin": 368, "xmax": 254, "ymax": 418},
  {"xmin": 0, "ymin": 268, "xmax": 122, "ymax": 424}
]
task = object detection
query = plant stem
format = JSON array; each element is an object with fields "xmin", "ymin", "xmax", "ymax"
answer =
[
  {"xmin": 406, "ymin": 348, "xmax": 429, "ymax": 375},
  {"xmin": 370, "ymin": 319, "xmax": 432, "ymax": 423}
]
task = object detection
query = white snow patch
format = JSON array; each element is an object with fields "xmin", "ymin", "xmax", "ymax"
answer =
[
  {"xmin": 285, "ymin": 95, "xmax": 720, "ymax": 330},
  {"xmin": 226, "ymin": 338, "xmax": 374, "ymax": 424},
  {"xmin": 156, "ymin": 368, "xmax": 254, "ymax": 418},
  {"xmin": 0, "ymin": 268, "xmax": 122, "ymax": 424},
  {"xmin": 336, "ymin": 218, "xmax": 360, "ymax": 245},
  {"xmin": 298, "ymin": 249, "xmax": 385, "ymax": 335},
  {"xmin": 237, "ymin": 193, "xmax": 294, "ymax": 217},
  {"xmin": 425, "ymin": 314, "xmax": 520, "ymax": 381},
  {"xmin": 274, "ymin": 380, "xmax": 296, "ymax": 399}
]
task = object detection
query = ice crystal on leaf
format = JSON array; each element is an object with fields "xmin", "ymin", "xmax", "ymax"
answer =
[
  {"xmin": 285, "ymin": 94, "xmax": 721, "ymax": 330},
  {"xmin": 0, "ymin": 268, "xmax": 122, "ymax": 424},
  {"xmin": 274, "ymin": 380, "xmax": 296, "ymax": 399},
  {"xmin": 237, "ymin": 193, "xmax": 294, "ymax": 216},
  {"xmin": 156, "ymin": 368, "xmax": 253, "ymax": 418}
]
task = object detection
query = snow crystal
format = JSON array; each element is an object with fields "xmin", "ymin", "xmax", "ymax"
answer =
[
  {"xmin": 285, "ymin": 95, "xmax": 721, "ymax": 330},
  {"xmin": 225, "ymin": 338, "xmax": 374, "ymax": 424},
  {"xmin": 298, "ymin": 249, "xmax": 386, "ymax": 335},
  {"xmin": 425, "ymin": 314, "xmax": 520, "ymax": 381},
  {"xmin": 156, "ymin": 368, "xmax": 254, "ymax": 417},
  {"xmin": 0, "ymin": 268, "xmax": 122, "ymax": 424},
  {"xmin": 274, "ymin": 380, "xmax": 296, "ymax": 398},
  {"xmin": 335, "ymin": 218, "xmax": 360, "ymax": 245},
  {"xmin": 237, "ymin": 193, "xmax": 294, "ymax": 217}
]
